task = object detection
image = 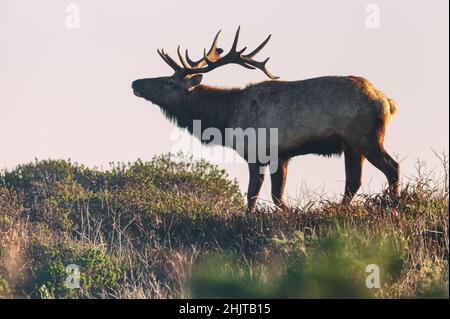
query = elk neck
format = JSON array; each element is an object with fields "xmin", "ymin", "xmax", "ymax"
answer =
[{"xmin": 161, "ymin": 84, "xmax": 242, "ymax": 138}]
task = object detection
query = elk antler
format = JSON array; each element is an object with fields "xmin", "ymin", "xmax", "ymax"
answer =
[
  {"xmin": 185, "ymin": 30, "xmax": 224, "ymax": 68},
  {"xmin": 157, "ymin": 26, "xmax": 279, "ymax": 80}
]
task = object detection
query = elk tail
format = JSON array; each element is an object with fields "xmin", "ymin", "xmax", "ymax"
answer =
[{"xmin": 387, "ymin": 98, "xmax": 398, "ymax": 116}]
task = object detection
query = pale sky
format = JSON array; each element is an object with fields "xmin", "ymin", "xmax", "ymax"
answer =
[{"xmin": 0, "ymin": 0, "xmax": 448, "ymax": 203}]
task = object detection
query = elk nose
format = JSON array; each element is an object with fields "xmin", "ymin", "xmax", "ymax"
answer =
[{"xmin": 132, "ymin": 80, "xmax": 144, "ymax": 97}]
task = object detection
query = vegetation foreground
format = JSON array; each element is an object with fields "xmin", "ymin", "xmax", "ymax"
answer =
[{"xmin": 0, "ymin": 153, "xmax": 448, "ymax": 299}]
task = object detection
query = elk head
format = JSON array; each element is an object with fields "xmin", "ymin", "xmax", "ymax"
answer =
[{"xmin": 131, "ymin": 27, "xmax": 279, "ymax": 106}]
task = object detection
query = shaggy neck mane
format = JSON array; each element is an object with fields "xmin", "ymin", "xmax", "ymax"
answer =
[{"xmin": 161, "ymin": 85, "xmax": 243, "ymax": 135}]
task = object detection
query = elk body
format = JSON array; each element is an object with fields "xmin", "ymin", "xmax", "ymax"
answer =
[{"xmin": 132, "ymin": 28, "xmax": 400, "ymax": 211}]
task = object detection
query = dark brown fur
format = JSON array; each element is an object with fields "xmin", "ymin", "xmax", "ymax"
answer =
[{"xmin": 132, "ymin": 75, "xmax": 400, "ymax": 212}]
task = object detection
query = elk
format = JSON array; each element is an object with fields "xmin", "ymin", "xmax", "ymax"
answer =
[{"xmin": 132, "ymin": 27, "xmax": 400, "ymax": 211}]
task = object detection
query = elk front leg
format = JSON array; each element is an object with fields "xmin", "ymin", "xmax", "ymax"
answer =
[
  {"xmin": 247, "ymin": 163, "xmax": 265, "ymax": 212},
  {"xmin": 270, "ymin": 159, "xmax": 289, "ymax": 209},
  {"xmin": 342, "ymin": 148, "xmax": 364, "ymax": 205}
]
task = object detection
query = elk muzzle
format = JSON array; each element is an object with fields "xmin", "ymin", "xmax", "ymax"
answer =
[{"xmin": 132, "ymin": 80, "xmax": 144, "ymax": 97}]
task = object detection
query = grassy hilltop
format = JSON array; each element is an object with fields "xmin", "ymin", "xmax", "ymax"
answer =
[{"xmin": 0, "ymin": 153, "xmax": 448, "ymax": 298}]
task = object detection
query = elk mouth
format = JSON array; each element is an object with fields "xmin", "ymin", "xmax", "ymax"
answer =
[
  {"xmin": 132, "ymin": 81, "xmax": 143, "ymax": 98},
  {"xmin": 133, "ymin": 89, "xmax": 143, "ymax": 98}
]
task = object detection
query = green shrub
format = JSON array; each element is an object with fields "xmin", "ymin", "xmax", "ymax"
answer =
[
  {"xmin": 0, "ymin": 154, "xmax": 245, "ymax": 234},
  {"xmin": 26, "ymin": 242, "xmax": 122, "ymax": 298}
]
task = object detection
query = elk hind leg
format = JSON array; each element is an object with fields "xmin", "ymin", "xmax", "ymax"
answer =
[{"xmin": 362, "ymin": 146, "xmax": 400, "ymax": 198}]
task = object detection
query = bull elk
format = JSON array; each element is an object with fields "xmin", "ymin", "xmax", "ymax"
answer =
[{"xmin": 132, "ymin": 27, "xmax": 400, "ymax": 211}]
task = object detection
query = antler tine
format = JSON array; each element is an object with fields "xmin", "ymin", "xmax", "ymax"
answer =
[
  {"xmin": 208, "ymin": 30, "xmax": 222, "ymax": 57},
  {"xmin": 242, "ymin": 57, "xmax": 279, "ymax": 80},
  {"xmin": 158, "ymin": 49, "xmax": 183, "ymax": 72},
  {"xmin": 203, "ymin": 48, "xmax": 213, "ymax": 65},
  {"xmin": 243, "ymin": 34, "xmax": 272, "ymax": 59},
  {"xmin": 177, "ymin": 46, "xmax": 190, "ymax": 69},
  {"xmin": 162, "ymin": 49, "xmax": 183, "ymax": 70},
  {"xmin": 157, "ymin": 49, "xmax": 168, "ymax": 64},
  {"xmin": 185, "ymin": 30, "xmax": 223, "ymax": 68},
  {"xmin": 230, "ymin": 26, "xmax": 241, "ymax": 53},
  {"xmin": 157, "ymin": 49, "xmax": 172, "ymax": 68},
  {"xmin": 185, "ymin": 49, "xmax": 197, "ymax": 67},
  {"xmin": 240, "ymin": 33, "xmax": 279, "ymax": 79}
]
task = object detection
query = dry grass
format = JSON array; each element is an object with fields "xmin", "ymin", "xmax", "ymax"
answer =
[{"xmin": 0, "ymin": 153, "xmax": 448, "ymax": 299}]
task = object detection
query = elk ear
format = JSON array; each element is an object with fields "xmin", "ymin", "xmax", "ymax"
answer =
[{"xmin": 185, "ymin": 74, "xmax": 203, "ymax": 92}]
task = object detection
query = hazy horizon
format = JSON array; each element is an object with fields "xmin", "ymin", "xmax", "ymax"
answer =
[{"xmin": 1, "ymin": 0, "xmax": 448, "ymax": 202}]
